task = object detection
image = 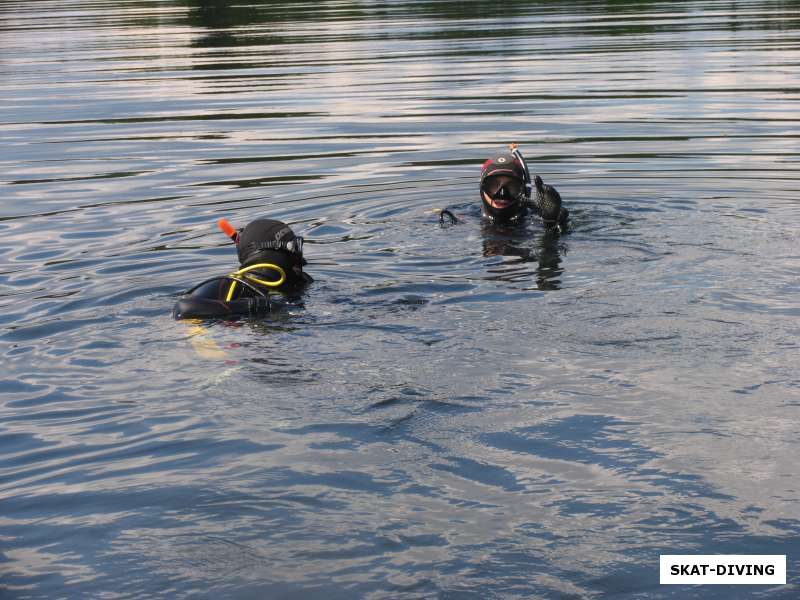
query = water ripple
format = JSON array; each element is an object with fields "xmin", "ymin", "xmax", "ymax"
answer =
[{"xmin": 2, "ymin": 0, "xmax": 800, "ymax": 597}]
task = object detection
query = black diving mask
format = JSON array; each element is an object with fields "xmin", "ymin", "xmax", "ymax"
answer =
[
  {"xmin": 484, "ymin": 177, "xmax": 525, "ymax": 205},
  {"xmin": 480, "ymin": 174, "xmax": 526, "ymax": 220}
]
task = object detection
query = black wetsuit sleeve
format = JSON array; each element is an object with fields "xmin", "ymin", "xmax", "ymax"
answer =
[{"xmin": 172, "ymin": 296, "xmax": 270, "ymax": 320}]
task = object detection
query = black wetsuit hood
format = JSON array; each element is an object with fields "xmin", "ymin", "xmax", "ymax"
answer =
[
  {"xmin": 236, "ymin": 218, "xmax": 310, "ymax": 286},
  {"xmin": 480, "ymin": 153, "xmax": 529, "ymax": 222}
]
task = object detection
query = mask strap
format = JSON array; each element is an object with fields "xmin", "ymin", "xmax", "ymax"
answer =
[{"xmin": 509, "ymin": 143, "xmax": 532, "ymax": 198}]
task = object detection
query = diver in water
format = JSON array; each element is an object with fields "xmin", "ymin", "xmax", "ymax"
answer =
[
  {"xmin": 478, "ymin": 144, "xmax": 569, "ymax": 230},
  {"xmin": 172, "ymin": 217, "xmax": 312, "ymax": 320},
  {"xmin": 434, "ymin": 144, "xmax": 570, "ymax": 289}
]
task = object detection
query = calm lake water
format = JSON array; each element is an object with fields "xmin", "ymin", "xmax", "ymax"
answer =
[{"xmin": 1, "ymin": 1, "xmax": 799, "ymax": 597}]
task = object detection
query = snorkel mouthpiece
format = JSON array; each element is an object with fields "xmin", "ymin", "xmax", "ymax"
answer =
[{"xmin": 218, "ymin": 218, "xmax": 239, "ymax": 242}]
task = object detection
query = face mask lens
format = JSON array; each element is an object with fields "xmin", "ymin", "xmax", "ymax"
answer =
[
  {"xmin": 483, "ymin": 176, "xmax": 504, "ymax": 198},
  {"xmin": 484, "ymin": 176, "xmax": 522, "ymax": 200},
  {"xmin": 499, "ymin": 181, "xmax": 522, "ymax": 199}
]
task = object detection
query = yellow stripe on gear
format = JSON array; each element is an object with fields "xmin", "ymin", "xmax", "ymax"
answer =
[
  {"xmin": 225, "ymin": 280, "xmax": 237, "ymax": 302},
  {"xmin": 227, "ymin": 263, "xmax": 286, "ymax": 294}
]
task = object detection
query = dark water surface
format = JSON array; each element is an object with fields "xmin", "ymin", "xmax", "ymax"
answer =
[{"xmin": 2, "ymin": 1, "xmax": 799, "ymax": 597}]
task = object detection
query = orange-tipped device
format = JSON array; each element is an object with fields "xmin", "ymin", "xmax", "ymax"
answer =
[{"xmin": 218, "ymin": 218, "xmax": 238, "ymax": 242}]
